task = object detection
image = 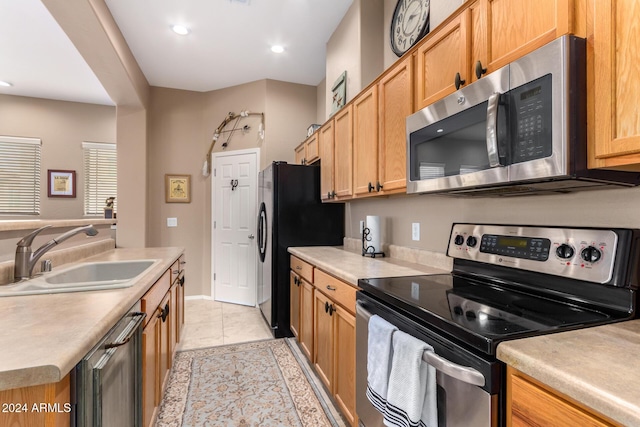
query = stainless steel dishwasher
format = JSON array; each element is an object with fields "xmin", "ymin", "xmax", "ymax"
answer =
[{"xmin": 72, "ymin": 302, "xmax": 146, "ymax": 427}]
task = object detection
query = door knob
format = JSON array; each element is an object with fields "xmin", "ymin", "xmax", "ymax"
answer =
[{"xmin": 248, "ymin": 234, "xmax": 255, "ymax": 239}]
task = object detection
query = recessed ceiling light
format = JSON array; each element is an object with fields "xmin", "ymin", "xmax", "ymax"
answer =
[
  {"xmin": 271, "ymin": 45, "xmax": 285, "ymax": 54},
  {"xmin": 172, "ymin": 25, "xmax": 190, "ymax": 35},
  {"xmin": 0, "ymin": 81, "xmax": 12, "ymax": 87}
]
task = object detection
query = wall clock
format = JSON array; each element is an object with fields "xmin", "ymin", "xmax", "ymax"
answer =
[{"xmin": 390, "ymin": 0, "xmax": 430, "ymax": 57}]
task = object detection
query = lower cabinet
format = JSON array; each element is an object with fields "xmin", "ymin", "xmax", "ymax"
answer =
[
  {"xmin": 507, "ymin": 367, "xmax": 622, "ymax": 427},
  {"xmin": 0, "ymin": 374, "xmax": 71, "ymax": 427},
  {"xmin": 142, "ymin": 256, "xmax": 186, "ymax": 427},
  {"xmin": 290, "ymin": 254, "xmax": 358, "ymax": 427}
]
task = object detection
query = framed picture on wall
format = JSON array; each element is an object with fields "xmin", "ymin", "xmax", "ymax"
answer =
[
  {"xmin": 165, "ymin": 174, "xmax": 191, "ymax": 203},
  {"xmin": 48, "ymin": 169, "xmax": 76, "ymax": 198}
]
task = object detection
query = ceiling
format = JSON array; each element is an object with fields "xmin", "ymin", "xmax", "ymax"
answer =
[{"xmin": 0, "ymin": 0, "xmax": 354, "ymax": 106}]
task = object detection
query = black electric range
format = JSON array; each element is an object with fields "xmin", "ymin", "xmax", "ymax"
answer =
[{"xmin": 358, "ymin": 223, "xmax": 640, "ymax": 356}]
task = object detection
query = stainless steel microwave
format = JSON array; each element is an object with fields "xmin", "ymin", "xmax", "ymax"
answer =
[{"xmin": 406, "ymin": 35, "xmax": 640, "ymax": 196}]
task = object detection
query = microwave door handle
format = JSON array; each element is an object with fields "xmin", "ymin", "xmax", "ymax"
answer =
[{"xmin": 486, "ymin": 92, "xmax": 502, "ymax": 167}]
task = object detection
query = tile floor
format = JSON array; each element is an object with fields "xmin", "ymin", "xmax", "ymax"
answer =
[{"xmin": 178, "ymin": 298, "xmax": 273, "ymax": 351}]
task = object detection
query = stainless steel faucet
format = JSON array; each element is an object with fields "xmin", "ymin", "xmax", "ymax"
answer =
[{"xmin": 13, "ymin": 224, "xmax": 99, "ymax": 282}]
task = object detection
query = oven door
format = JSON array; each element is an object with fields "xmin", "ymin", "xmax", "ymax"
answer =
[
  {"xmin": 356, "ymin": 293, "xmax": 500, "ymax": 427},
  {"xmin": 406, "ymin": 66, "xmax": 510, "ymax": 194}
]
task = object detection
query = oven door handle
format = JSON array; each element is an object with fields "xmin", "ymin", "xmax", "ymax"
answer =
[
  {"xmin": 356, "ymin": 301, "xmax": 486, "ymax": 388},
  {"xmin": 422, "ymin": 351, "xmax": 485, "ymax": 387},
  {"xmin": 486, "ymin": 91, "xmax": 502, "ymax": 168}
]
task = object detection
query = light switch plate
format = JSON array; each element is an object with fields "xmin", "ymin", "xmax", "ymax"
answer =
[
  {"xmin": 412, "ymin": 223, "xmax": 420, "ymax": 241},
  {"xmin": 167, "ymin": 217, "xmax": 178, "ymax": 227}
]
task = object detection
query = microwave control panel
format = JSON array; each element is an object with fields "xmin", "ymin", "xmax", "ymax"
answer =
[
  {"xmin": 510, "ymin": 74, "xmax": 553, "ymax": 164},
  {"xmin": 448, "ymin": 223, "xmax": 618, "ymax": 284}
]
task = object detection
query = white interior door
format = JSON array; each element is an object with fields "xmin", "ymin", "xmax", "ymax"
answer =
[{"xmin": 212, "ymin": 149, "xmax": 259, "ymax": 306}]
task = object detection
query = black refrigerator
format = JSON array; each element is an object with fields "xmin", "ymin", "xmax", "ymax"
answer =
[{"xmin": 257, "ymin": 161, "xmax": 344, "ymax": 338}]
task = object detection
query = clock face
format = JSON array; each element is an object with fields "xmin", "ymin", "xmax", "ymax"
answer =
[{"xmin": 390, "ymin": 0, "xmax": 430, "ymax": 57}]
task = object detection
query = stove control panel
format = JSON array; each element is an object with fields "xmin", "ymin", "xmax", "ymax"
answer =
[{"xmin": 448, "ymin": 223, "xmax": 618, "ymax": 284}]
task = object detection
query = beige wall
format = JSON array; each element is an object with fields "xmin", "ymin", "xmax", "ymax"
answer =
[
  {"xmin": 147, "ymin": 80, "xmax": 317, "ymax": 297},
  {"xmin": 0, "ymin": 94, "xmax": 116, "ymax": 220},
  {"xmin": 346, "ymin": 186, "xmax": 640, "ymax": 255}
]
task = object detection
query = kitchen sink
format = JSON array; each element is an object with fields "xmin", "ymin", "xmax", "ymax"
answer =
[{"xmin": 0, "ymin": 259, "xmax": 160, "ymax": 297}]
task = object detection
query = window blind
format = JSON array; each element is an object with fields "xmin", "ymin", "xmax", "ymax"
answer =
[
  {"xmin": 0, "ymin": 136, "xmax": 41, "ymax": 215},
  {"xmin": 83, "ymin": 142, "xmax": 117, "ymax": 215}
]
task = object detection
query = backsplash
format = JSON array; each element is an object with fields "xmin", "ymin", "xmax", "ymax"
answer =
[{"xmin": 343, "ymin": 237, "xmax": 453, "ymax": 271}]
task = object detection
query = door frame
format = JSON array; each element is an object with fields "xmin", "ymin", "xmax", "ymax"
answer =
[{"xmin": 210, "ymin": 147, "xmax": 261, "ymax": 303}]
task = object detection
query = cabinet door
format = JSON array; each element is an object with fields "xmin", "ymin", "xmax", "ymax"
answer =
[
  {"xmin": 416, "ymin": 11, "xmax": 471, "ymax": 109},
  {"xmin": 176, "ymin": 272, "xmax": 184, "ymax": 343},
  {"xmin": 142, "ymin": 313, "xmax": 159, "ymax": 427},
  {"xmin": 306, "ymin": 133, "xmax": 320, "ymax": 163},
  {"xmin": 378, "ymin": 56, "xmax": 412, "ymax": 193},
  {"xmin": 294, "ymin": 142, "xmax": 306, "ymax": 165},
  {"xmin": 333, "ymin": 105, "xmax": 353, "ymax": 198},
  {"xmin": 333, "ymin": 305, "xmax": 357, "ymax": 427},
  {"xmin": 353, "ymin": 86, "xmax": 379, "ymax": 196},
  {"xmin": 314, "ymin": 290, "xmax": 334, "ymax": 391},
  {"xmin": 508, "ymin": 368, "xmax": 619, "ymax": 427},
  {"xmin": 482, "ymin": 0, "xmax": 572, "ymax": 74},
  {"xmin": 299, "ymin": 278, "xmax": 314, "ymax": 361},
  {"xmin": 158, "ymin": 293, "xmax": 171, "ymax": 392},
  {"xmin": 592, "ymin": 0, "xmax": 640, "ymax": 167},
  {"xmin": 169, "ymin": 283, "xmax": 178, "ymax": 363},
  {"xmin": 290, "ymin": 271, "xmax": 301, "ymax": 339},
  {"xmin": 319, "ymin": 120, "xmax": 335, "ymax": 200}
]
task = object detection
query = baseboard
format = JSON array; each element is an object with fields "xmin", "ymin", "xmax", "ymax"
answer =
[{"xmin": 185, "ymin": 294, "xmax": 215, "ymax": 301}]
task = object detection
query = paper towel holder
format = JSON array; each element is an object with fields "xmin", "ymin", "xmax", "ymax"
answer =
[{"xmin": 362, "ymin": 227, "xmax": 385, "ymax": 258}]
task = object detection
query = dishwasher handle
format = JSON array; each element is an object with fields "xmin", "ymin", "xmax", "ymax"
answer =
[
  {"xmin": 356, "ymin": 301, "xmax": 486, "ymax": 387},
  {"xmin": 104, "ymin": 312, "xmax": 146, "ymax": 349}
]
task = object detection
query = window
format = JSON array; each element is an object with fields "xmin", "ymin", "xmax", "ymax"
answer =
[
  {"xmin": 83, "ymin": 142, "xmax": 117, "ymax": 215},
  {"xmin": 0, "ymin": 136, "xmax": 41, "ymax": 215}
]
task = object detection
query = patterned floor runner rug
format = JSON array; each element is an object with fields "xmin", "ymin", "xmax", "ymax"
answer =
[{"xmin": 156, "ymin": 338, "xmax": 346, "ymax": 427}]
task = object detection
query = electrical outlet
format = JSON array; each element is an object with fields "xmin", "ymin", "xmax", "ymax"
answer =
[
  {"xmin": 360, "ymin": 220, "xmax": 365, "ymax": 234},
  {"xmin": 167, "ymin": 217, "xmax": 178, "ymax": 227},
  {"xmin": 412, "ymin": 223, "xmax": 420, "ymax": 241}
]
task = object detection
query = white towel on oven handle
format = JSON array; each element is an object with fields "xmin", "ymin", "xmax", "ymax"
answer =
[
  {"xmin": 366, "ymin": 314, "xmax": 397, "ymax": 413},
  {"xmin": 383, "ymin": 330, "xmax": 438, "ymax": 427}
]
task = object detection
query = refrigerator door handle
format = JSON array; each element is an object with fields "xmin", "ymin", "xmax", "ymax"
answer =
[{"xmin": 257, "ymin": 202, "xmax": 267, "ymax": 262}]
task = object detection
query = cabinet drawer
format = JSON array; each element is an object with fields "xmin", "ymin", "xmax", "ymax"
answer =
[
  {"xmin": 290, "ymin": 255, "xmax": 314, "ymax": 283},
  {"xmin": 314, "ymin": 269, "xmax": 356, "ymax": 315},
  {"xmin": 141, "ymin": 269, "xmax": 171, "ymax": 327}
]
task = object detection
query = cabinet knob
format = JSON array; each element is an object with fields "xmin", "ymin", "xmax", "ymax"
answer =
[
  {"xmin": 325, "ymin": 301, "xmax": 329, "ymax": 313},
  {"xmin": 368, "ymin": 182, "xmax": 374, "ymax": 193},
  {"xmin": 455, "ymin": 72, "xmax": 466, "ymax": 90},
  {"xmin": 475, "ymin": 60, "xmax": 487, "ymax": 79},
  {"xmin": 328, "ymin": 304, "xmax": 335, "ymax": 316},
  {"xmin": 376, "ymin": 181, "xmax": 383, "ymax": 192}
]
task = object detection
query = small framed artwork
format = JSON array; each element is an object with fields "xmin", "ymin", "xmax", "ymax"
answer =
[
  {"xmin": 48, "ymin": 169, "xmax": 76, "ymax": 198},
  {"xmin": 330, "ymin": 71, "xmax": 347, "ymax": 116},
  {"xmin": 165, "ymin": 174, "xmax": 191, "ymax": 203}
]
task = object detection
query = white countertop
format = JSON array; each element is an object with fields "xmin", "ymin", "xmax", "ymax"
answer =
[{"xmin": 0, "ymin": 246, "xmax": 183, "ymax": 391}]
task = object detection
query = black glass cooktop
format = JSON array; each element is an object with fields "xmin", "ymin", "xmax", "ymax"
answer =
[{"xmin": 358, "ymin": 274, "xmax": 626, "ymax": 355}]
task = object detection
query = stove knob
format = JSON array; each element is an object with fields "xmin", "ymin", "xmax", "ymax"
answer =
[
  {"xmin": 556, "ymin": 244, "xmax": 575, "ymax": 259},
  {"xmin": 454, "ymin": 235, "xmax": 465, "ymax": 246},
  {"xmin": 581, "ymin": 246, "xmax": 602, "ymax": 263},
  {"xmin": 466, "ymin": 236, "xmax": 478, "ymax": 247}
]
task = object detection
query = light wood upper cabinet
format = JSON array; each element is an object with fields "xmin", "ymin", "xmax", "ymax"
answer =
[
  {"xmin": 294, "ymin": 142, "xmax": 306, "ymax": 165},
  {"xmin": 333, "ymin": 105, "xmax": 354, "ymax": 198},
  {"xmin": 480, "ymin": 0, "xmax": 573, "ymax": 74},
  {"xmin": 319, "ymin": 120, "xmax": 335, "ymax": 200},
  {"xmin": 353, "ymin": 85, "xmax": 379, "ymax": 196},
  {"xmin": 416, "ymin": 11, "xmax": 471, "ymax": 110},
  {"xmin": 378, "ymin": 56, "xmax": 413, "ymax": 193},
  {"xmin": 295, "ymin": 133, "xmax": 320, "ymax": 165},
  {"xmin": 591, "ymin": 0, "xmax": 640, "ymax": 169}
]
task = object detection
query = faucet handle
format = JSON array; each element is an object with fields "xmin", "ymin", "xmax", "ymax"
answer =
[
  {"xmin": 17, "ymin": 225, "xmax": 53, "ymax": 248},
  {"xmin": 41, "ymin": 259, "xmax": 52, "ymax": 273}
]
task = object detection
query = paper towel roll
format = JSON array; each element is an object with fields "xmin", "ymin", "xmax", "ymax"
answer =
[{"xmin": 366, "ymin": 215, "xmax": 381, "ymax": 253}]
